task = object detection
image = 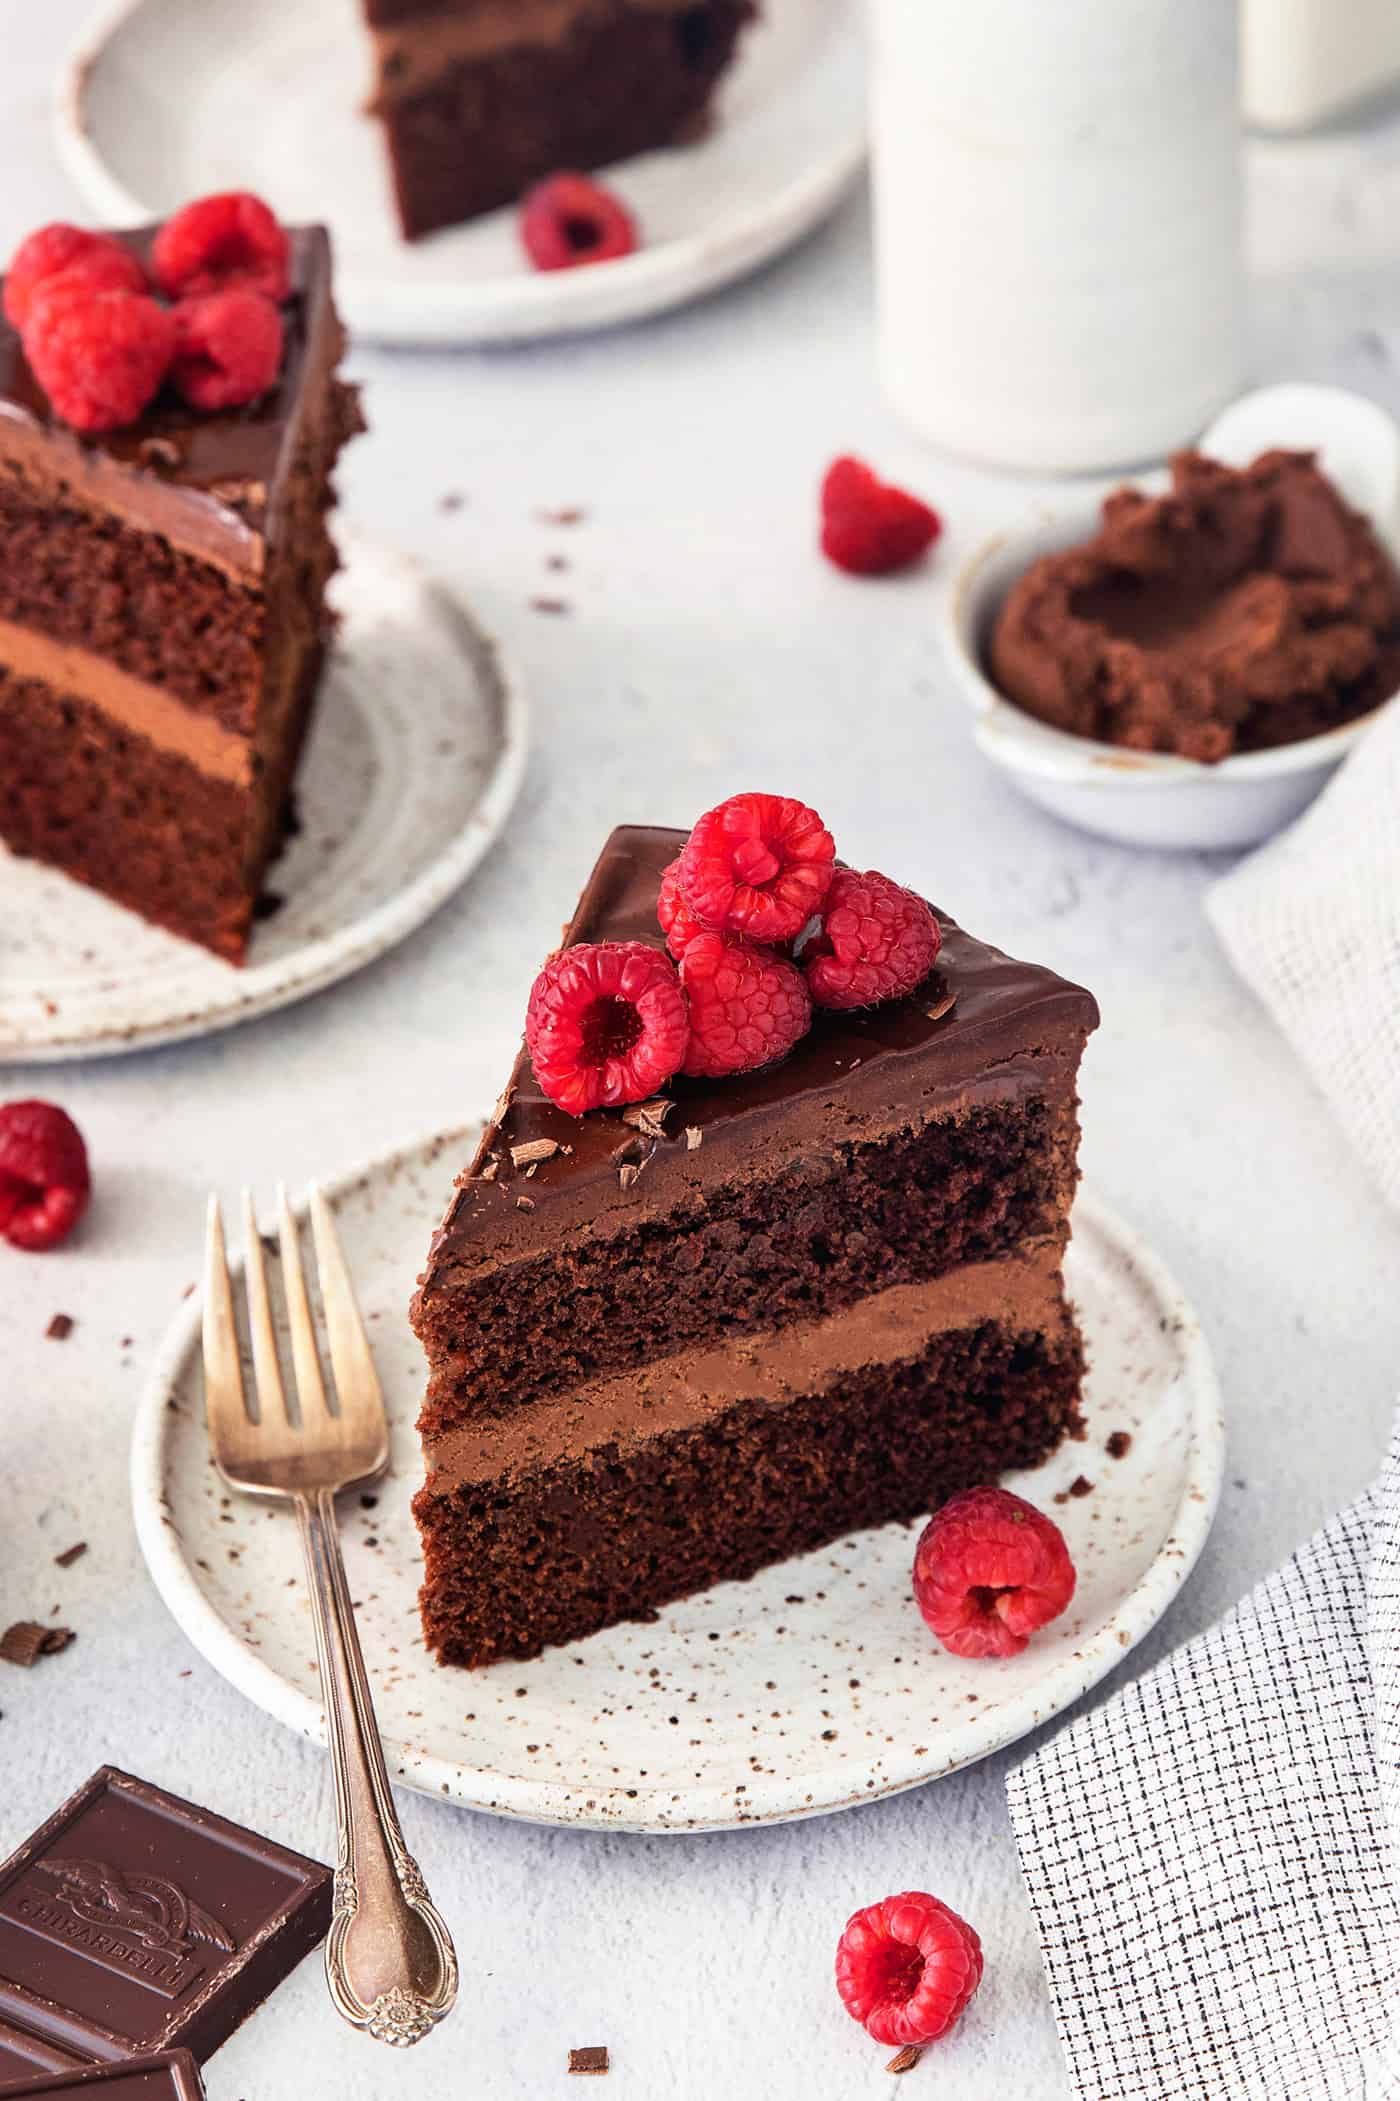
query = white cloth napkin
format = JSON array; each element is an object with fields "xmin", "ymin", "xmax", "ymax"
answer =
[
  {"xmin": 1008, "ymin": 1398, "xmax": 1400, "ymax": 2099},
  {"xmin": 1207, "ymin": 700, "xmax": 1400, "ymax": 1214},
  {"xmin": 1008, "ymin": 707, "xmax": 1400, "ymax": 2096}
]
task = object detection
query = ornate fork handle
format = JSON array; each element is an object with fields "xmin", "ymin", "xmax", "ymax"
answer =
[{"xmin": 297, "ymin": 1488, "xmax": 457, "ymax": 2045}]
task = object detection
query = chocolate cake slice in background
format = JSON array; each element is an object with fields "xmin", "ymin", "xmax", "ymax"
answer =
[
  {"xmin": 0, "ymin": 227, "xmax": 362, "ymax": 963},
  {"xmin": 412, "ymin": 825, "xmax": 1099, "ymax": 1667},
  {"xmin": 363, "ymin": 0, "xmax": 758, "ymax": 240}
]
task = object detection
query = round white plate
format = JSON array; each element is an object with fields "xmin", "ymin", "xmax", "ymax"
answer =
[
  {"xmin": 56, "ymin": 0, "xmax": 866, "ymax": 346},
  {"xmin": 0, "ymin": 543, "xmax": 527, "ymax": 1062},
  {"xmin": 131, "ymin": 1133, "xmax": 1224, "ymax": 1834}
]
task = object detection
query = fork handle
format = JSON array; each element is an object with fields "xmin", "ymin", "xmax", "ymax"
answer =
[{"xmin": 296, "ymin": 1488, "xmax": 457, "ymax": 2046}]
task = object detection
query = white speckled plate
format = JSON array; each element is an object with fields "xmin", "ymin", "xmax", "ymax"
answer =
[
  {"xmin": 55, "ymin": 0, "xmax": 865, "ymax": 347},
  {"xmin": 0, "ymin": 541, "xmax": 527, "ymax": 1062},
  {"xmin": 130, "ymin": 1130, "xmax": 1224, "ymax": 1833}
]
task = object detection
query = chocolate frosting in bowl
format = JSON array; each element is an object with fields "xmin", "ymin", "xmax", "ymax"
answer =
[{"xmin": 989, "ymin": 450, "xmax": 1400, "ymax": 762}]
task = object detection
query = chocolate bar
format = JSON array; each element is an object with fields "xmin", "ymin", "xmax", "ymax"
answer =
[
  {"xmin": 0, "ymin": 1768, "xmax": 330, "ymax": 2067},
  {"xmin": 0, "ymin": 2050, "xmax": 205, "ymax": 2099},
  {"xmin": 0, "ymin": 2018, "xmax": 85, "ymax": 2088}
]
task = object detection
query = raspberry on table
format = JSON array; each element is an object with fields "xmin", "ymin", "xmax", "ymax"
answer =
[
  {"xmin": 526, "ymin": 941, "xmax": 689, "ymax": 1115},
  {"xmin": 803, "ymin": 868, "xmax": 941, "ymax": 1010},
  {"xmin": 0, "ymin": 1101, "xmax": 91, "ymax": 1253},
  {"xmin": 22, "ymin": 286, "xmax": 176, "ymax": 434},
  {"xmin": 152, "ymin": 192, "xmax": 291, "ymax": 304},
  {"xmin": 519, "ymin": 172, "xmax": 638, "ymax": 271},
  {"xmin": 656, "ymin": 857, "xmax": 710, "ymax": 962},
  {"xmin": 912, "ymin": 1486, "xmax": 1077, "ymax": 1659},
  {"xmin": 678, "ymin": 792, "xmax": 835, "ymax": 946},
  {"xmin": 4, "ymin": 228, "xmax": 147, "ymax": 331},
  {"xmin": 820, "ymin": 455, "xmax": 942, "ymax": 577},
  {"xmin": 679, "ymin": 932, "xmax": 812, "ymax": 1079},
  {"xmin": 171, "ymin": 290, "xmax": 284, "ymax": 411},
  {"xmin": 835, "ymin": 1891, "xmax": 983, "ymax": 2049}
]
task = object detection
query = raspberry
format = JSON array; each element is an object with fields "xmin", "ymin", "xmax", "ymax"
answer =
[
  {"xmin": 657, "ymin": 857, "xmax": 710, "ymax": 962},
  {"xmin": 0, "ymin": 1101, "xmax": 91, "ymax": 1252},
  {"xmin": 802, "ymin": 868, "xmax": 941, "ymax": 1010},
  {"xmin": 679, "ymin": 932, "xmax": 811, "ymax": 1078},
  {"xmin": 170, "ymin": 290, "xmax": 284, "ymax": 411},
  {"xmin": 526, "ymin": 941, "xmax": 688, "ymax": 1115},
  {"xmin": 835, "ymin": 1892, "xmax": 983, "ymax": 2049},
  {"xmin": 913, "ymin": 1486, "xmax": 1077, "ymax": 1660},
  {"xmin": 22, "ymin": 286, "xmax": 176, "ymax": 434},
  {"xmin": 678, "ymin": 793, "xmax": 835, "ymax": 946},
  {"xmin": 820, "ymin": 456, "xmax": 941, "ymax": 577},
  {"xmin": 152, "ymin": 192, "xmax": 291, "ymax": 304},
  {"xmin": 4, "ymin": 228, "xmax": 148, "ymax": 333},
  {"xmin": 519, "ymin": 172, "xmax": 638, "ymax": 271}
]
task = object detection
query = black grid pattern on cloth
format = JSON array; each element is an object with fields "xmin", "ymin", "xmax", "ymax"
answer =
[{"xmin": 1007, "ymin": 1407, "xmax": 1400, "ymax": 2101}]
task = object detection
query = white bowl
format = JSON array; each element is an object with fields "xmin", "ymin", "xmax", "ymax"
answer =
[{"xmin": 943, "ymin": 384, "xmax": 1400, "ymax": 852}]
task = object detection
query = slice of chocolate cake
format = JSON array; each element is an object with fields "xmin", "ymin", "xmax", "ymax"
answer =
[
  {"xmin": 412, "ymin": 824, "xmax": 1098, "ymax": 1667},
  {"xmin": 363, "ymin": 0, "xmax": 758, "ymax": 240},
  {"xmin": 0, "ymin": 227, "xmax": 361, "ymax": 962}
]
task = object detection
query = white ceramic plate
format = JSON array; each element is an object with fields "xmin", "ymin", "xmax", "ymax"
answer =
[
  {"xmin": 56, "ymin": 0, "xmax": 866, "ymax": 346},
  {"xmin": 131, "ymin": 1131, "xmax": 1224, "ymax": 1834},
  {"xmin": 0, "ymin": 542, "xmax": 527, "ymax": 1062}
]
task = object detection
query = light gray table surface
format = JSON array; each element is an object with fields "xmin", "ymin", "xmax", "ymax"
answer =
[{"xmin": 4, "ymin": 11, "xmax": 1400, "ymax": 2095}]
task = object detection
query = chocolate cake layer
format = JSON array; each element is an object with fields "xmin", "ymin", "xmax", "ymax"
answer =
[
  {"xmin": 416, "ymin": 1259, "xmax": 1085, "ymax": 1666},
  {"xmin": 367, "ymin": 0, "xmax": 755, "ymax": 239},
  {"xmin": 0, "ymin": 227, "xmax": 362, "ymax": 962},
  {"xmin": 413, "ymin": 827, "xmax": 1096, "ymax": 1427}
]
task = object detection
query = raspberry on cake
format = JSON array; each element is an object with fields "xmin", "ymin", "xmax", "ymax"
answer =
[
  {"xmin": 0, "ymin": 202, "xmax": 363, "ymax": 961},
  {"xmin": 411, "ymin": 819, "xmax": 1098, "ymax": 1669},
  {"xmin": 678, "ymin": 791, "xmax": 835, "ymax": 943},
  {"xmin": 803, "ymin": 868, "xmax": 941, "ymax": 1010}
]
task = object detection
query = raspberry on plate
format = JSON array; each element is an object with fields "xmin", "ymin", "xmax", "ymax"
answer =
[
  {"xmin": 820, "ymin": 455, "xmax": 941, "ymax": 577},
  {"xmin": 171, "ymin": 290, "xmax": 284, "ymax": 412},
  {"xmin": 656, "ymin": 857, "xmax": 709, "ymax": 962},
  {"xmin": 3, "ymin": 227, "xmax": 147, "ymax": 331},
  {"xmin": 526, "ymin": 940, "xmax": 689, "ymax": 1115},
  {"xmin": 679, "ymin": 932, "xmax": 812, "ymax": 1079},
  {"xmin": 152, "ymin": 192, "xmax": 291, "ymax": 304},
  {"xmin": 803, "ymin": 868, "xmax": 941, "ymax": 1010},
  {"xmin": 519, "ymin": 172, "xmax": 638, "ymax": 271},
  {"xmin": 678, "ymin": 792, "xmax": 835, "ymax": 946},
  {"xmin": 0, "ymin": 1100, "xmax": 91, "ymax": 1252},
  {"xmin": 22, "ymin": 286, "xmax": 176, "ymax": 434},
  {"xmin": 835, "ymin": 1891, "xmax": 983, "ymax": 2049},
  {"xmin": 913, "ymin": 1485, "xmax": 1077, "ymax": 1659}
]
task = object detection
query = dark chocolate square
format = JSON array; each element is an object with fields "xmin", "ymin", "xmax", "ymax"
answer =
[
  {"xmin": 0, "ymin": 2049, "xmax": 204, "ymax": 2099},
  {"xmin": 0, "ymin": 1769, "xmax": 330, "ymax": 2066}
]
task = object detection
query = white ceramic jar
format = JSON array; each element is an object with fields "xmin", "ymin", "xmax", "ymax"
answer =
[
  {"xmin": 1242, "ymin": 0, "xmax": 1400, "ymax": 130},
  {"xmin": 870, "ymin": 0, "xmax": 1246, "ymax": 474}
]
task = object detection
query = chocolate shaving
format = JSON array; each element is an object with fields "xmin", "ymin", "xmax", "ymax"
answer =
[
  {"xmin": 540, "ymin": 506, "xmax": 587, "ymax": 526},
  {"xmin": 510, "ymin": 1139, "xmax": 561, "ymax": 1168},
  {"xmin": 1106, "ymin": 1430, "xmax": 1132, "ymax": 1459},
  {"xmin": 137, "ymin": 436, "xmax": 181, "ymax": 470},
  {"xmin": 685, "ymin": 1126, "xmax": 703, "ymax": 1151},
  {"xmin": 886, "ymin": 2045, "xmax": 923, "ymax": 2075},
  {"xmin": 568, "ymin": 2046, "xmax": 609, "ymax": 2075},
  {"xmin": 54, "ymin": 1543, "xmax": 87, "ymax": 1569},
  {"xmin": 622, "ymin": 1098, "xmax": 674, "ymax": 1140},
  {"xmin": 46, "ymin": 1313, "xmax": 74, "ymax": 1340},
  {"xmin": 489, "ymin": 1083, "xmax": 516, "ymax": 1130},
  {"xmin": 477, "ymin": 1157, "xmax": 500, "ymax": 1182},
  {"xmin": 531, "ymin": 596, "xmax": 571, "ymax": 616},
  {"xmin": 1, "ymin": 1622, "xmax": 74, "ymax": 1667},
  {"xmin": 618, "ymin": 1162, "xmax": 644, "ymax": 1192},
  {"xmin": 925, "ymin": 990, "xmax": 958, "ymax": 1023},
  {"xmin": 515, "ymin": 1195, "xmax": 536, "ymax": 1211}
]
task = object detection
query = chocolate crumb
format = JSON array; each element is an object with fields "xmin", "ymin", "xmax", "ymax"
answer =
[
  {"xmin": 1069, "ymin": 1474, "xmax": 1094, "ymax": 1497},
  {"xmin": 515, "ymin": 1195, "xmax": 536, "ymax": 1211},
  {"xmin": 253, "ymin": 890, "xmax": 285, "ymax": 921},
  {"xmin": 477, "ymin": 1158, "xmax": 499, "ymax": 1183},
  {"xmin": 685, "ymin": 1126, "xmax": 703, "ymax": 1151},
  {"xmin": 547, "ymin": 553, "xmax": 570, "ymax": 571},
  {"xmin": 439, "ymin": 491, "xmax": 465, "ymax": 512},
  {"xmin": 54, "ymin": 1543, "xmax": 87, "ymax": 1569},
  {"xmin": 531, "ymin": 595, "xmax": 571, "ymax": 616},
  {"xmin": 1106, "ymin": 1430, "xmax": 1132, "ymax": 1459},
  {"xmin": 886, "ymin": 2045, "xmax": 923, "ymax": 2075},
  {"xmin": 1, "ymin": 1621, "xmax": 74, "ymax": 1667},
  {"xmin": 360, "ymin": 1494, "xmax": 378, "ymax": 1509},
  {"xmin": 138, "ymin": 436, "xmax": 181, "ymax": 470},
  {"xmin": 618, "ymin": 1161, "xmax": 643, "ymax": 1192},
  {"xmin": 568, "ymin": 2046, "xmax": 609, "ymax": 2075},
  {"xmin": 510, "ymin": 1138, "xmax": 561, "ymax": 1168},
  {"xmin": 46, "ymin": 1313, "xmax": 74, "ymax": 1340},
  {"xmin": 540, "ymin": 506, "xmax": 586, "ymax": 526},
  {"xmin": 925, "ymin": 990, "xmax": 958, "ymax": 1023}
]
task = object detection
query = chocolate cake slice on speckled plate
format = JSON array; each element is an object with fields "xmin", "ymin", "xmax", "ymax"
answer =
[
  {"xmin": 412, "ymin": 822, "xmax": 1098, "ymax": 1668},
  {"xmin": 0, "ymin": 224, "xmax": 361, "ymax": 963}
]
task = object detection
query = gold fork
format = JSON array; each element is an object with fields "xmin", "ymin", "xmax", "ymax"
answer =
[{"xmin": 202, "ymin": 1184, "xmax": 457, "ymax": 2048}]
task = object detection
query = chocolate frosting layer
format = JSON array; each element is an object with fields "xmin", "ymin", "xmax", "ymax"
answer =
[
  {"xmin": 0, "ymin": 228, "xmax": 336, "ymax": 580},
  {"xmin": 420, "ymin": 826, "xmax": 1098, "ymax": 1280}
]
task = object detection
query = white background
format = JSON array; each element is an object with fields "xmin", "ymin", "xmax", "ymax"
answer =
[{"xmin": 4, "ymin": 9, "xmax": 1400, "ymax": 2095}]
